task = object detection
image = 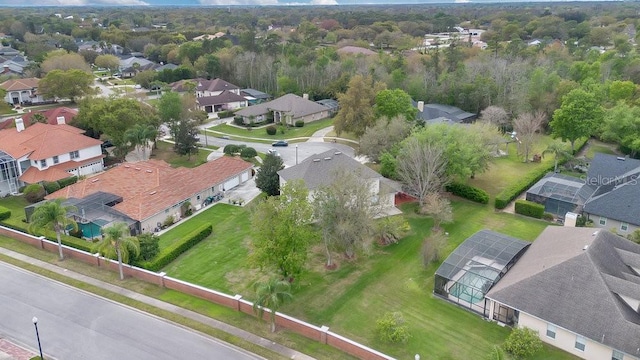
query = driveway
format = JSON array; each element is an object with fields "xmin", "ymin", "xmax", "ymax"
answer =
[{"xmin": 0, "ymin": 261, "xmax": 261, "ymax": 360}]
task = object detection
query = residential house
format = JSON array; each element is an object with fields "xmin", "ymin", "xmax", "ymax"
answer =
[
  {"xmin": 277, "ymin": 149, "xmax": 400, "ymax": 214},
  {"xmin": 0, "ymin": 107, "xmax": 78, "ymax": 130},
  {"xmin": 336, "ymin": 46, "xmax": 377, "ymax": 56},
  {"xmin": 241, "ymin": 88, "xmax": 272, "ymax": 105},
  {"xmin": 155, "ymin": 63, "xmax": 178, "ymax": 72},
  {"xmin": 0, "ymin": 45, "xmax": 20, "ymax": 56},
  {"xmin": 235, "ymin": 93, "xmax": 331, "ymax": 125},
  {"xmin": 193, "ymin": 32, "xmax": 226, "ymax": 41},
  {"xmin": 316, "ymin": 99, "xmax": 339, "ymax": 116},
  {"xmin": 46, "ymin": 157, "xmax": 253, "ymax": 234},
  {"xmin": 0, "ymin": 121, "xmax": 103, "ymax": 195},
  {"xmin": 0, "ymin": 54, "xmax": 30, "ymax": 76},
  {"xmin": 486, "ymin": 226, "xmax": 640, "ymax": 360},
  {"xmin": 413, "ymin": 101, "xmax": 476, "ymax": 125},
  {"xmin": 170, "ymin": 78, "xmax": 204, "ymax": 93},
  {"xmin": 1, "ymin": 78, "xmax": 49, "ymax": 106},
  {"xmin": 196, "ymin": 78, "xmax": 241, "ymax": 98},
  {"xmin": 196, "ymin": 90, "xmax": 247, "ymax": 114},
  {"xmin": 118, "ymin": 56, "xmax": 155, "ymax": 78}
]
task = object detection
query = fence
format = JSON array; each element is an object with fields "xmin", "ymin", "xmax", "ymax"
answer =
[{"xmin": 0, "ymin": 225, "xmax": 394, "ymax": 360}]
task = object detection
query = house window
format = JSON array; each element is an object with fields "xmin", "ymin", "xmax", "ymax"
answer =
[
  {"xmin": 599, "ymin": 217, "xmax": 607, "ymax": 226},
  {"xmin": 612, "ymin": 350, "xmax": 624, "ymax": 360},
  {"xmin": 546, "ymin": 324, "xmax": 556, "ymax": 339},
  {"xmin": 70, "ymin": 150, "xmax": 79, "ymax": 159},
  {"xmin": 40, "ymin": 159, "xmax": 46, "ymax": 167},
  {"xmin": 53, "ymin": 156, "xmax": 59, "ymax": 164},
  {"xmin": 197, "ymin": 195, "xmax": 201, "ymax": 201},
  {"xmin": 621, "ymin": 222, "xmax": 629, "ymax": 232},
  {"xmin": 575, "ymin": 336, "xmax": 586, "ymax": 351}
]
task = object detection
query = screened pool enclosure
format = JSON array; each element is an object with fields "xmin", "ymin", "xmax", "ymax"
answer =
[
  {"xmin": 434, "ymin": 230, "xmax": 530, "ymax": 316},
  {"xmin": 526, "ymin": 173, "xmax": 595, "ymax": 217}
]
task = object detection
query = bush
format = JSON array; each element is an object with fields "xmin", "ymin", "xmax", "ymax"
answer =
[
  {"xmin": 379, "ymin": 152, "xmax": 397, "ymax": 179},
  {"xmin": 542, "ymin": 212, "xmax": 555, "ymax": 221},
  {"xmin": 43, "ymin": 181, "xmax": 61, "ymax": 194},
  {"xmin": 576, "ymin": 215, "xmax": 587, "ymax": 227},
  {"xmin": 514, "ymin": 200, "xmax": 545, "ymax": 219},
  {"xmin": 233, "ymin": 116, "xmax": 244, "ymax": 126},
  {"xmin": 495, "ymin": 167, "xmax": 552, "ymax": 209},
  {"xmin": 136, "ymin": 233, "xmax": 160, "ymax": 262},
  {"xmin": 240, "ymin": 147, "xmax": 257, "ymax": 158},
  {"xmin": 217, "ymin": 110, "xmax": 234, "ymax": 118},
  {"xmin": 223, "ymin": 144, "xmax": 239, "ymax": 155},
  {"xmin": 376, "ymin": 312, "xmax": 410, "ymax": 343},
  {"xmin": 141, "ymin": 224, "xmax": 212, "ymax": 271},
  {"xmin": 0, "ymin": 206, "xmax": 10, "ymax": 221},
  {"xmin": 24, "ymin": 184, "xmax": 46, "ymax": 203},
  {"xmin": 57, "ymin": 176, "xmax": 78, "ymax": 188},
  {"xmin": 503, "ymin": 327, "xmax": 543, "ymax": 359},
  {"xmin": 294, "ymin": 120, "xmax": 305, "ymax": 127},
  {"xmin": 162, "ymin": 215, "xmax": 175, "ymax": 228},
  {"xmin": 266, "ymin": 125, "xmax": 277, "ymax": 135},
  {"xmin": 445, "ymin": 182, "xmax": 489, "ymax": 204}
]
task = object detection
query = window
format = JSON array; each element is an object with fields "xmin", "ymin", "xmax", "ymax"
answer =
[
  {"xmin": 621, "ymin": 222, "xmax": 629, "ymax": 232},
  {"xmin": 197, "ymin": 195, "xmax": 201, "ymax": 201},
  {"xmin": 612, "ymin": 350, "xmax": 624, "ymax": 360},
  {"xmin": 53, "ymin": 155, "xmax": 59, "ymax": 164},
  {"xmin": 40, "ymin": 159, "xmax": 46, "ymax": 167},
  {"xmin": 575, "ymin": 336, "xmax": 586, "ymax": 351},
  {"xmin": 70, "ymin": 150, "xmax": 79, "ymax": 159},
  {"xmin": 599, "ymin": 217, "xmax": 607, "ymax": 226},
  {"xmin": 546, "ymin": 324, "xmax": 556, "ymax": 339}
]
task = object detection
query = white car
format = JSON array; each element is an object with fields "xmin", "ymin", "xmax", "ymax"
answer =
[
  {"xmin": 267, "ymin": 149, "xmax": 280, "ymax": 157},
  {"xmin": 134, "ymin": 84, "xmax": 142, "ymax": 89}
]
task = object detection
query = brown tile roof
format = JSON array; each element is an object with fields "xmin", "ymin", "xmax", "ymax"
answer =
[
  {"xmin": 47, "ymin": 157, "xmax": 252, "ymax": 221},
  {"xmin": 0, "ymin": 123, "xmax": 101, "ymax": 160},
  {"xmin": 19, "ymin": 154, "xmax": 104, "ymax": 183},
  {"xmin": 1, "ymin": 107, "xmax": 79, "ymax": 129},
  {"xmin": 0, "ymin": 77, "xmax": 39, "ymax": 91}
]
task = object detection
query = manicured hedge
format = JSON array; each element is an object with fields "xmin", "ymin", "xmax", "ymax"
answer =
[
  {"xmin": 445, "ymin": 182, "xmax": 489, "ymax": 204},
  {"xmin": 141, "ymin": 224, "xmax": 212, "ymax": 271},
  {"xmin": 266, "ymin": 125, "xmax": 277, "ymax": 135},
  {"xmin": 43, "ymin": 181, "xmax": 61, "ymax": 194},
  {"xmin": 0, "ymin": 221, "xmax": 93, "ymax": 252},
  {"xmin": 0, "ymin": 206, "xmax": 10, "ymax": 221},
  {"xmin": 57, "ymin": 176, "xmax": 78, "ymax": 188},
  {"xmin": 295, "ymin": 120, "xmax": 305, "ymax": 127},
  {"xmin": 515, "ymin": 199, "xmax": 545, "ymax": 219}
]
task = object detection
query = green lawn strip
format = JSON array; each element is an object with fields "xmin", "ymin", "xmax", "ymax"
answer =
[
  {"xmin": 0, "ymin": 235, "xmax": 353, "ymax": 360},
  {"xmin": 208, "ymin": 118, "xmax": 334, "ymax": 140},
  {"xmin": 324, "ymin": 129, "xmax": 359, "ymax": 141},
  {"xmin": 584, "ymin": 143, "xmax": 618, "ymax": 159},
  {"xmin": 152, "ymin": 140, "xmax": 210, "ymax": 168}
]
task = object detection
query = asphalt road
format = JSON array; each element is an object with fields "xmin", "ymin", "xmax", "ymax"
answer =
[{"xmin": 0, "ymin": 261, "xmax": 261, "ymax": 360}]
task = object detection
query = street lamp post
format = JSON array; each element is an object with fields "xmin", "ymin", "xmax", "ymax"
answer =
[
  {"xmin": 295, "ymin": 145, "xmax": 298, "ymax": 165},
  {"xmin": 32, "ymin": 316, "xmax": 44, "ymax": 360}
]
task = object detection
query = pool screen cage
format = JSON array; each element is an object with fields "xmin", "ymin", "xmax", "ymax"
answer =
[
  {"xmin": 526, "ymin": 173, "xmax": 595, "ymax": 217},
  {"xmin": 434, "ymin": 230, "xmax": 530, "ymax": 316}
]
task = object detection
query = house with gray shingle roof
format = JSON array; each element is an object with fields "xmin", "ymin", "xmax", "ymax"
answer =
[
  {"xmin": 486, "ymin": 226, "xmax": 640, "ymax": 360},
  {"xmin": 196, "ymin": 90, "xmax": 247, "ymax": 113},
  {"xmin": 413, "ymin": 101, "xmax": 476, "ymax": 125},
  {"xmin": 196, "ymin": 78, "xmax": 241, "ymax": 97},
  {"xmin": 235, "ymin": 94, "xmax": 330, "ymax": 126},
  {"xmin": 277, "ymin": 149, "xmax": 400, "ymax": 215}
]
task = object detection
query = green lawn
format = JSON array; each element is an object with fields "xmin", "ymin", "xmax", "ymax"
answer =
[
  {"xmin": 151, "ymin": 140, "xmax": 210, "ymax": 168},
  {"xmin": 0, "ymin": 195, "xmax": 29, "ymax": 228},
  {"xmin": 208, "ymin": 118, "xmax": 334, "ymax": 140},
  {"xmin": 584, "ymin": 140, "xmax": 619, "ymax": 159}
]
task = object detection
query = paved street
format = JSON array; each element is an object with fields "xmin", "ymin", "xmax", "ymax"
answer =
[{"xmin": 0, "ymin": 262, "xmax": 261, "ymax": 360}]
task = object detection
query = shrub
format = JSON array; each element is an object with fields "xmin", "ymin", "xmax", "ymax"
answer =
[
  {"xmin": 376, "ymin": 312, "xmax": 410, "ymax": 343},
  {"xmin": 217, "ymin": 110, "xmax": 234, "ymax": 118},
  {"xmin": 162, "ymin": 215, "xmax": 175, "ymax": 228},
  {"xmin": 233, "ymin": 116, "xmax": 244, "ymax": 126},
  {"xmin": 223, "ymin": 144, "xmax": 239, "ymax": 155},
  {"xmin": 576, "ymin": 215, "xmax": 587, "ymax": 227},
  {"xmin": 266, "ymin": 125, "xmax": 277, "ymax": 135},
  {"xmin": 141, "ymin": 224, "xmax": 212, "ymax": 271},
  {"xmin": 136, "ymin": 233, "xmax": 160, "ymax": 262},
  {"xmin": 495, "ymin": 167, "xmax": 553, "ymax": 209},
  {"xmin": 445, "ymin": 182, "xmax": 489, "ymax": 204},
  {"xmin": 24, "ymin": 184, "xmax": 46, "ymax": 203},
  {"xmin": 240, "ymin": 147, "xmax": 257, "ymax": 158},
  {"xmin": 295, "ymin": 120, "xmax": 305, "ymax": 127},
  {"xmin": 57, "ymin": 176, "xmax": 78, "ymax": 188},
  {"xmin": 0, "ymin": 206, "xmax": 10, "ymax": 221},
  {"xmin": 514, "ymin": 199, "xmax": 545, "ymax": 219},
  {"xmin": 542, "ymin": 212, "xmax": 555, "ymax": 221},
  {"xmin": 379, "ymin": 152, "xmax": 397, "ymax": 179},
  {"xmin": 503, "ymin": 327, "xmax": 543, "ymax": 359},
  {"xmin": 43, "ymin": 181, "xmax": 61, "ymax": 194}
]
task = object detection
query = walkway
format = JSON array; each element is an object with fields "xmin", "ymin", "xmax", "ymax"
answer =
[{"xmin": 0, "ymin": 247, "xmax": 314, "ymax": 360}]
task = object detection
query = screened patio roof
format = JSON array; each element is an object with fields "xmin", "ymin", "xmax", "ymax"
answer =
[{"xmin": 527, "ymin": 173, "xmax": 595, "ymax": 205}]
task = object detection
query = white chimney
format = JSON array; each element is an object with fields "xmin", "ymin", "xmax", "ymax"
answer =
[
  {"xmin": 56, "ymin": 116, "xmax": 66, "ymax": 125},
  {"xmin": 303, "ymin": 93, "xmax": 309, "ymax": 100},
  {"xmin": 564, "ymin": 212, "xmax": 578, "ymax": 227},
  {"xmin": 418, "ymin": 101, "xmax": 424, "ymax": 112},
  {"xmin": 15, "ymin": 117, "xmax": 24, "ymax": 132}
]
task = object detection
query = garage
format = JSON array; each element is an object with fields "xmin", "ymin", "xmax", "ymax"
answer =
[
  {"xmin": 241, "ymin": 171, "xmax": 249, "ymax": 182},
  {"xmin": 224, "ymin": 176, "xmax": 240, "ymax": 190}
]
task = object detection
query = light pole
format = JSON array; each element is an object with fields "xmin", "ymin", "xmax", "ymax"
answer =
[
  {"xmin": 295, "ymin": 145, "xmax": 298, "ymax": 165},
  {"xmin": 32, "ymin": 316, "xmax": 44, "ymax": 360}
]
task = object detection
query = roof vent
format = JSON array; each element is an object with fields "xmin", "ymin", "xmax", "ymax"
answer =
[
  {"xmin": 583, "ymin": 245, "xmax": 589, "ymax": 251},
  {"xmin": 135, "ymin": 167, "xmax": 141, "ymax": 171},
  {"xmin": 91, "ymin": 178, "xmax": 99, "ymax": 183},
  {"xmin": 324, "ymin": 157, "xmax": 332, "ymax": 161},
  {"xmin": 313, "ymin": 159, "xmax": 321, "ymax": 162},
  {"xmin": 149, "ymin": 191, "xmax": 157, "ymax": 195},
  {"xmin": 146, "ymin": 170, "xmax": 152, "ymax": 173},
  {"xmin": 334, "ymin": 151, "xmax": 342, "ymax": 155},
  {"xmin": 124, "ymin": 165, "xmax": 130, "ymax": 168},
  {"xmin": 617, "ymin": 157, "xmax": 626, "ymax": 161}
]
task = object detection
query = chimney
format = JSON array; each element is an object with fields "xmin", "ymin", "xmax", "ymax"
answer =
[
  {"xmin": 418, "ymin": 101, "xmax": 424, "ymax": 112},
  {"xmin": 15, "ymin": 117, "xmax": 24, "ymax": 132},
  {"xmin": 56, "ymin": 116, "xmax": 66, "ymax": 125},
  {"xmin": 2, "ymin": 65, "xmax": 8, "ymax": 74},
  {"xmin": 303, "ymin": 93, "xmax": 309, "ymax": 100}
]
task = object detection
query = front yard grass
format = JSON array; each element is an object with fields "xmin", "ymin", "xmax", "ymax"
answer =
[
  {"xmin": 208, "ymin": 118, "xmax": 334, "ymax": 140},
  {"xmin": 150, "ymin": 140, "xmax": 210, "ymax": 168}
]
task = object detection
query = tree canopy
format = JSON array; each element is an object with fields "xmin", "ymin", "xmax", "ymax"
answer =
[
  {"xmin": 550, "ymin": 88, "xmax": 604, "ymax": 152},
  {"xmin": 255, "ymin": 153, "xmax": 285, "ymax": 196},
  {"xmin": 333, "ymin": 75, "xmax": 386, "ymax": 138},
  {"xmin": 38, "ymin": 69, "xmax": 95, "ymax": 102},
  {"xmin": 374, "ymin": 89, "xmax": 417, "ymax": 121}
]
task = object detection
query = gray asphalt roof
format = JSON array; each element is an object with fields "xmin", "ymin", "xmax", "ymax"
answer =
[
  {"xmin": 236, "ymin": 94, "xmax": 329, "ymax": 119},
  {"xmin": 196, "ymin": 91, "xmax": 246, "ymax": 106},
  {"xmin": 487, "ymin": 227, "xmax": 640, "ymax": 357},
  {"xmin": 586, "ymin": 153, "xmax": 640, "ymax": 186},
  {"xmin": 277, "ymin": 148, "xmax": 382, "ymax": 190},
  {"xmin": 413, "ymin": 102, "xmax": 476, "ymax": 123},
  {"xmin": 196, "ymin": 78, "xmax": 239, "ymax": 92},
  {"xmin": 241, "ymin": 88, "xmax": 271, "ymax": 99}
]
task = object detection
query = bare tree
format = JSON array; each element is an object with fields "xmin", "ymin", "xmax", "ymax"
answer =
[
  {"xmin": 396, "ymin": 137, "xmax": 448, "ymax": 207},
  {"xmin": 479, "ymin": 105, "xmax": 510, "ymax": 130},
  {"xmin": 422, "ymin": 232, "xmax": 447, "ymax": 266},
  {"xmin": 421, "ymin": 192, "xmax": 453, "ymax": 231},
  {"xmin": 513, "ymin": 111, "xmax": 546, "ymax": 162}
]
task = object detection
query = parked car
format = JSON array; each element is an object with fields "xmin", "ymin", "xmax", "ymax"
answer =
[
  {"xmin": 267, "ymin": 149, "xmax": 281, "ymax": 157},
  {"xmin": 272, "ymin": 140, "xmax": 289, "ymax": 147},
  {"xmin": 101, "ymin": 140, "xmax": 114, "ymax": 149}
]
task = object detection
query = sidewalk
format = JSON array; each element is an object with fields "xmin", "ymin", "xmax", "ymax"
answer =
[
  {"xmin": 0, "ymin": 247, "xmax": 315, "ymax": 360},
  {"xmin": 0, "ymin": 339, "xmax": 36, "ymax": 360}
]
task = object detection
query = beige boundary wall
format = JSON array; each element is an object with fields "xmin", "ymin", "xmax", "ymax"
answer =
[{"xmin": 0, "ymin": 225, "xmax": 394, "ymax": 360}]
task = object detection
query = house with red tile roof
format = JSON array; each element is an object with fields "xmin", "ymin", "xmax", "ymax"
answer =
[
  {"xmin": 46, "ymin": 157, "xmax": 253, "ymax": 234},
  {"xmin": 0, "ymin": 120, "xmax": 103, "ymax": 196},
  {"xmin": 0, "ymin": 107, "xmax": 78, "ymax": 130},
  {"xmin": 0, "ymin": 78, "xmax": 50, "ymax": 105}
]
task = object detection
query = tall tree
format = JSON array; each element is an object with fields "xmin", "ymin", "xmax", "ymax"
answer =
[
  {"xmin": 41, "ymin": 51, "xmax": 91, "ymax": 73},
  {"xmin": 250, "ymin": 180, "xmax": 314, "ymax": 281},
  {"xmin": 333, "ymin": 74, "xmax": 386, "ymax": 137},
  {"xmin": 600, "ymin": 102, "xmax": 640, "ymax": 158},
  {"xmin": 93, "ymin": 222, "xmax": 140, "ymax": 280},
  {"xmin": 124, "ymin": 123, "xmax": 157, "ymax": 160},
  {"xmin": 374, "ymin": 89, "xmax": 418, "ymax": 121},
  {"xmin": 513, "ymin": 111, "xmax": 546, "ymax": 163},
  {"xmin": 358, "ymin": 116, "xmax": 413, "ymax": 162},
  {"xmin": 542, "ymin": 141, "xmax": 572, "ymax": 172},
  {"xmin": 173, "ymin": 119, "xmax": 199, "ymax": 159},
  {"xmin": 396, "ymin": 136, "xmax": 448, "ymax": 207},
  {"xmin": 255, "ymin": 153, "xmax": 284, "ymax": 196},
  {"xmin": 38, "ymin": 69, "xmax": 95, "ymax": 102},
  {"xmin": 157, "ymin": 91, "xmax": 182, "ymax": 134},
  {"xmin": 94, "ymin": 54, "xmax": 120, "ymax": 75},
  {"xmin": 253, "ymin": 278, "xmax": 293, "ymax": 333},
  {"xmin": 29, "ymin": 199, "xmax": 77, "ymax": 260},
  {"xmin": 550, "ymin": 88, "xmax": 604, "ymax": 152},
  {"xmin": 479, "ymin": 105, "xmax": 510, "ymax": 130},
  {"xmin": 421, "ymin": 192, "xmax": 453, "ymax": 231}
]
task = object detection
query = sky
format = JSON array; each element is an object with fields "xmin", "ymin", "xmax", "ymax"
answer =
[{"xmin": 0, "ymin": 0, "xmax": 610, "ymax": 6}]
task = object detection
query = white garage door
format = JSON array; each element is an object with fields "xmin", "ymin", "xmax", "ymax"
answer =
[
  {"xmin": 241, "ymin": 171, "xmax": 249, "ymax": 182},
  {"xmin": 224, "ymin": 177, "xmax": 240, "ymax": 190}
]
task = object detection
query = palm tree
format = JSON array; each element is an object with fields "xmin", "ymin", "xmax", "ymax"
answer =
[
  {"xmin": 29, "ymin": 199, "xmax": 77, "ymax": 260},
  {"xmin": 124, "ymin": 124, "xmax": 157, "ymax": 160},
  {"xmin": 542, "ymin": 141, "xmax": 573, "ymax": 173},
  {"xmin": 93, "ymin": 222, "xmax": 140, "ymax": 280},
  {"xmin": 253, "ymin": 278, "xmax": 293, "ymax": 332}
]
